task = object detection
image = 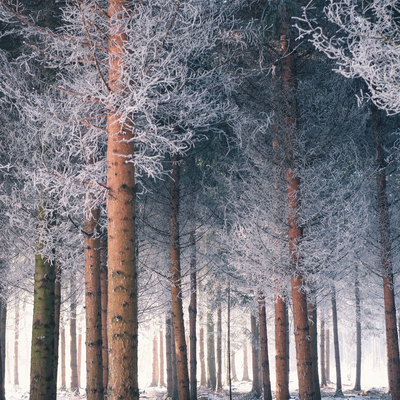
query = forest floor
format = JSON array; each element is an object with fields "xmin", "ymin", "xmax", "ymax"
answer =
[{"xmin": 6, "ymin": 381, "xmax": 391, "ymax": 399}]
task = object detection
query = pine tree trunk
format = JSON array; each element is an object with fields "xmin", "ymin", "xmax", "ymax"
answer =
[
  {"xmin": 100, "ymin": 234, "xmax": 108, "ymax": 395},
  {"xmin": 166, "ymin": 316, "xmax": 173, "ymax": 398},
  {"xmin": 106, "ymin": 0, "xmax": 138, "ymax": 398},
  {"xmin": 199, "ymin": 324, "xmax": 206, "ymax": 386},
  {"xmin": 150, "ymin": 335, "xmax": 159, "ymax": 387},
  {"xmin": 170, "ymin": 152, "xmax": 190, "ymax": 400},
  {"xmin": 160, "ymin": 328, "xmax": 165, "ymax": 387},
  {"xmin": 29, "ymin": 208, "xmax": 56, "ymax": 400},
  {"xmin": 331, "ymin": 285, "xmax": 342, "ymax": 396},
  {"xmin": 78, "ymin": 328, "xmax": 82, "ymax": 389},
  {"xmin": 320, "ymin": 320, "xmax": 326, "ymax": 387},
  {"xmin": 354, "ymin": 264, "xmax": 361, "ymax": 391},
  {"xmin": 251, "ymin": 313, "xmax": 261, "ymax": 397},
  {"xmin": 171, "ymin": 320, "xmax": 179, "ymax": 400},
  {"xmin": 217, "ymin": 306, "xmax": 222, "ymax": 390},
  {"xmin": 275, "ymin": 287, "xmax": 289, "ymax": 400},
  {"xmin": 308, "ymin": 298, "xmax": 321, "ymax": 400},
  {"xmin": 372, "ymin": 104, "xmax": 400, "ymax": 398},
  {"xmin": 61, "ymin": 323, "xmax": 66, "ymax": 388},
  {"xmin": 325, "ymin": 329, "xmax": 330, "ymax": 383},
  {"xmin": 227, "ymin": 285, "xmax": 232, "ymax": 400},
  {"xmin": 207, "ymin": 310, "xmax": 216, "ymax": 390},
  {"xmin": 258, "ymin": 294, "xmax": 272, "ymax": 400},
  {"xmin": 232, "ymin": 351, "xmax": 237, "ymax": 382},
  {"xmin": 14, "ymin": 297, "xmax": 19, "ymax": 386},
  {"xmin": 243, "ymin": 342, "xmax": 250, "ymax": 381},
  {"xmin": 189, "ymin": 227, "xmax": 197, "ymax": 399},
  {"xmin": 84, "ymin": 206, "xmax": 103, "ymax": 399},
  {"xmin": 70, "ymin": 280, "xmax": 79, "ymax": 393},
  {"xmin": 54, "ymin": 264, "xmax": 61, "ymax": 399},
  {"xmin": 0, "ymin": 301, "xmax": 6, "ymax": 400}
]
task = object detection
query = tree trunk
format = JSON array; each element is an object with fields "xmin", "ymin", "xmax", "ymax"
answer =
[
  {"xmin": 166, "ymin": 316, "xmax": 173, "ymax": 398},
  {"xmin": 275, "ymin": 287, "xmax": 289, "ymax": 400},
  {"xmin": 258, "ymin": 294, "xmax": 272, "ymax": 400},
  {"xmin": 372, "ymin": 104, "xmax": 400, "ymax": 398},
  {"xmin": 29, "ymin": 208, "xmax": 56, "ymax": 400},
  {"xmin": 14, "ymin": 297, "xmax": 19, "ymax": 386},
  {"xmin": 217, "ymin": 306, "xmax": 222, "ymax": 390},
  {"xmin": 85, "ymin": 206, "xmax": 103, "ymax": 399},
  {"xmin": 106, "ymin": 0, "xmax": 138, "ymax": 398},
  {"xmin": 308, "ymin": 297, "xmax": 321, "ymax": 400},
  {"xmin": 354, "ymin": 263, "xmax": 361, "ymax": 391},
  {"xmin": 199, "ymin": 322, "xmax": 206, "ymax": 386},
  {"xmin": 70, "ymin": 280, "xmax": 79, "ymax": 393},
  {"xmin": 251, "ymin": 313, "xmax": 261, "ymax": 397},
  {"xmin": 325, "ymin": 329, "xmax": 330, "ymax": 383},
  {"xmin": 320, "ymin": 320, "xmax": 326, "ymax": 387},
  {"xmin": 54, "ymin": 264, "xmax": 61, "ymax": 398},
  {"xmin": 188, "ymin": 227, "xmax": 197, "ymax": 399},
  {"xmin": 61, "ymin": 323, "xmax": 66, "ymax": 388},
  {"xmin": 78, "ymin": 328, "xmax": 82, "ymax": 389},
  {"xmin": 243, "ymin": 341, "xmax": 250, "ymax": 381},
  {"xmin": 227, "ymin": 284, "xmax": 232, "ymax": 400},
  {"xmin": 150, "ymin": 335, "xmax": 159, "ymax": 387},
  {"xmin": 207, "ymin": 310, "xmax": 216, "ymax": 390},
  {"xmin": 160, "ymin": 328, "xmax": 165, "ymax": 387},
  {"xmin": 0, "ymin": 301, "xmax": 6, "ymax": 400},
  {"xmin": 100, "ymin": 234, "xmax": 108, "ymax": 395},
  {"xmin": 171, "ymin": 319, "xmax": 179, "ymax": 400},
  {"xmin": 331, "ymin": 285, "xmax": 342, "ymax": 396},
  {"xmin": 170, "ymin": 152, "xmax": 190, "ymax": 400}
]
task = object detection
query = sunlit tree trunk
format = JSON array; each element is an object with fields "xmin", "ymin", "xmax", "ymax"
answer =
[
  {"xmin": 70, "ymin": 280, "xmax": 79, "ymax": 393},
  {"xmin": 166, "ymin": 316, "xmax": 173, "ymax": 398},
  {"xmin": 78, "ymin": 328, "xmax": 82, "ymax": 389},
  {"xmin": 251, "ymin": 313, "xmax": 261, "ymax": 397},
  {"xmin": 170, "ymin": 152, "xmax": 190, "ymax": 400},
  {"xmin": 275, "ymin": 287, "xmax": 289, "ymax": 400},
  {"xmin": 258, "ymin": 294, "xmax": 272, "ymax": 400},
  {"xmin": 207, "ymin": 309, "xmax": 216, "ymax": 390},
  {"xmin": 216, "ymin": 305, "xmax": 222, "ymax": 390},
  {"xmin": 29, "ymin": 206, "xmax": 56, "ymax": 400},
  {"xmin": 54, "ymin": 264, "xmax": 61, "ymax": 399},
  {"xmin": 372, "ymin": 104, "xmax": 400, "ymax": 398},
  {"xmin": 354, "ymin": 264, "xmax": 361, "ymax": 391},
  {"xmin": 100, "ymin": 235, "xmax": 108, "ymax": 394},
  {"xmin": 199, "ymin": 309, "xmax": 206, "ymax": 387},
  {"xmin": 325, "ymin": 329, "xmax": 330, "ymax": 383},
  {"xmin": 160, "ymin": 328, "xmax": 165, "ymax": 387},
  {"xmin": 308, "ymin": 298, "xmax": 320, "ymax": 400},
  {"xmin": 242, "ymin": 341, "xmax": 250, "ymax": 381},
  {"xmin": 150, "ymin": 335, "xmax": 159, "ymax": 386},
  {"xmin": 331, "ymin": 285, "xmax": 342, "ymax": 396},
  {"xmin": 85, "ymin": 206, "xmax": 103, "ymax": 399},
  {"xmin": 106, "ymin": 0, "xmax": 138, "ymax": 398},
  {"xmin": 61, "ymin": 322, "xmax": 66, "ymax": 388},
  {"xmin": 188, "ymin": 226, "xmax": 197, "ymax": 399},
  {"xmin": 320, "ymin": 320, "xmax": 326, "ymax": 387},
  {"xmin": 14, "ymin": 297, "xmax": 19, "ymax": 386}
]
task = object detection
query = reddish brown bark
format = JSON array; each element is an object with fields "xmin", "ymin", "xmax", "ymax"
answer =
[
  {"xmin": 160, "ymin": 328, "xmax": 165, "ymax": 387},
  {"xmin": 372, "ymin": 104, "xmax": 400, "ymax": 398},
  {"xmin": 166, "ymin": 316, "xmax": 173, "ymax": 397},
  {"xmin": 217, "ymin": 306, "xmax": 222, "ymax": 390},
  {"xmin": 251, "ymin": 313, "xmax": 261, "ymax": 397},
  {"xmin": 258, "ymin": 295, "xmax": 272, "ymax": 400},
  {"xmin": 320, "ymin": 321, "xmax": 326, "ymax": 387},
  {"xmin": 275, "ymin": 288, "xmax": 289, "ymax": 400},
  {"xmin": 85, "ymin": 207, "xmax": 103, "ymax": 399},
  {"xmin": 14, "ymin": 297, "xmax": 19, "ymax": 386},
  {"xmin": 70, "ymin": 281, "xmax": 79, "ymax": 393},
  {"xmin": 170, "ymin": 152, "xmax": 190, "ymax": 400},
  {"xmin": 106, "ymin": 0, "xmax": 138, "ymax": 398},
  {"xmin": 331, "ymin": 285, "xmax": 342, "ymax": 396},
  {"xmin": 100, "ymin": 235, "xmax": 108, "ymax": 394}
]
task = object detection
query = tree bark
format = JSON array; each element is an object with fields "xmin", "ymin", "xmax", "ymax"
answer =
[
  {"xmin": 78, "ymin": 328, "xmax": 82, "ymax": 389},
  {"xmin": 14, "ymin": 297, "xmax": 19, "ymax": 386},
  {"xmin": 61, "ymin": 323, "xmax": 66, "ymax": 388},
  {"xmin": 29, "ymin": 207, "xmax": 56, "ymax": 400},
  {"xmin": 251, "ymin": 313, "xmax": 261, "ymax": 397},
  {"xmin": 85, "ymin": 205, "xmax": 103, "ymax": 399},
  {"xmin": 70, "ymin": 280, "xmax": 79, "ymax": 393},
  {"xmin": 169, "ymin": 152, "xmax": 190, "ymax": 400},
  {"xmin": 0, "ymin": 301, "xmax": 6, "ymax": 400},
  {"xmin": 227, "ymin": 284, "xmax": 232, "ymax": 400},
  {"xmin": 275, "ymin": 287, "xmax": 289, "ymax": 400},
  {"xmin": 243, "ymin": 341, "xmax": 250, "ymax": 381},
  {"xmin": 372, "ymin": 104, "xmax": 400, "ymax": 398},
  {"xmin": 325, "ymin": 329, "xmax": 330, "ymax": 383},
  {"xmin": 258, "ymin": 294, "xmax": 272, "ymax": 400},
  {"xmin": 171, "ymin": 318, "xmax": 179, "ymax": 400},
  {"xmin": 217, "ymin": 306, "xmax": 222, "ymax": 390},
  {"xmin": 106, "ymin": 0, "xmax": 138, "ymax": 398},
  {"xmin": 188, "ymin": 227, "xmax": 197, "ymax": 399},
  {"xmin": 199, "ymin": 320, "xmax": 206, "ymax": 386},
  {"xmin": 150, "ymin": 335, "xmax": 159, "ymax": 387},
  {"xmin": 160, "ymin": 328, "xmax": 165, "ymax": 387},
  {"xmin": 354, "ymin": 263, "xmax": 361, "ymax": 391},
  {"xmin": 100, "ymin": 234, "xmax": 108, "ymax": 395},
  {"xmin": 166, "ymin": 316, "xmax": 173, "ymax": 398},
  {"xmin": 207, "ymin": 309, "xmax": 216, "ymax": 390},
  {"xmin": 54, "ymin": 264, "xmax": 61, "ymax": 398},
  {"xmin": 320, "ymin": 320, "xmax": 326, "ymax": 387},
  {"xmin": 331, "ymin": 285, "xmax": 342, "ymax": 396},
  {"xmin": 308, "ymin": 298, "xmax": 321, "ymax": 400}
]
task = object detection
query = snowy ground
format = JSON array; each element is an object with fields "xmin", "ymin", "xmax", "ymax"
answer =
[{"xmin": 5, "ymin": 381, "xmax": 391, "ymax": 399}]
